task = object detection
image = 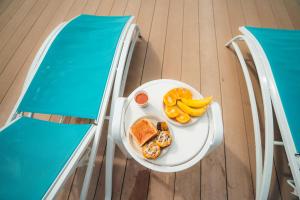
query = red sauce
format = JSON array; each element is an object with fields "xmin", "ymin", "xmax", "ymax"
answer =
[{"xmin": 135, "ymin": 93, "xmax": 148, "ymax": 104}]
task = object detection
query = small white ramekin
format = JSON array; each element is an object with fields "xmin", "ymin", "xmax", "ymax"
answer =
[{"xmin": 134, "ymin": 90, "xmax": 149, "ymax": 108}]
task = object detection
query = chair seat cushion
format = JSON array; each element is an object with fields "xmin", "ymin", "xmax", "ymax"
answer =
[
  {"xmin": 0, "ymin": 117, "xmax": 91, "ymax": 199},
  {"xmin": 246, "ymin": 27, "xmax": 300, "ymax": 152}
]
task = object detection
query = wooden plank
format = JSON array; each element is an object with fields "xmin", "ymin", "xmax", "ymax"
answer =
[
  {"xmin": 283, "ymin": 0, "xmax": 300, "ymax": 29},
  {"xmin": 0, "ymin": 0, "xmax": 25, "ymax": 32},
  {"xmin": 121, "ymin": 0, "xmax": 153, "ymax": 95},
  {"xmin": 180, "ymin": 0, "xmax": 200, "ymax": 90},
  {"xmin": 19, "ymin": 0, "xmax": 76, "ymax": 74},
  {"xmin": 0, "ymin": 0, "xmax": 37, "ymax": 51},
  {"xmin": 65, "ymin": 0, "xmax": 88, "ymax": 21},
  {"xmin": 212, "ymin": 0, "xmax": 255, "ymax": 198},
  {"xmin": 0, "ymin": 0, "xmax": 61, "ymax": 102},
  {"xmin": 123, "ymin": 0, "xmax": 141, "ymax": 18},
  {"xmin": 161, "ymin": 0, "xmax": 183, "ymax": 80},
  {"xmin": 229, "ymin": 0, "xmax": 265, "ymax": 192},
  {"xmin": 119, "ymin": 1, "xmax": 158, "ymax": 199},
  {"xmin": 240, "ymin": 0, "xmax": 261, "ymax": 27},
  {"xmin": 0, "ymin": 0, "xmax": 13, "ymax": 15},
  {"xmin": 269, "ymin": 0, "xmax": 293, "ymax": 29},
  {"xmin": 173, "ymin": 0, "xmax": 201, "ymax": 199},
  {"xmin": 82, "ymin": 0, "xmax": 103, "ymax": 14},
  {"xmin": 140, "ymin": 0, "xmax": 169, "ymax": 84},
  {"xmin": 198, "ymin": 0, "xmax": 227, "ymax": 199},
  {"xmin": 0, "ymin": 0, "xmax": 76, "ymax": 126},
  {"xmin": 0, "ymin": 0, "xmax": 57, "ymax": 97},
  {"xmin": 254, "ymin": 0, "xmax": 277, "ymax": 28},
  {"xmin": 110, "ymin": 0, "xmax": 128, "ymax": 15},
  {"xmin": 95, "ymin": 0, "xmax": 115, "ymax": 15},
  {"xmin": 0, "ymin": 0, "xmax": 48, "ymax": 90}
]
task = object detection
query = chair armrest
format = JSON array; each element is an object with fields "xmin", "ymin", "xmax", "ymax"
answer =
[
  {"xmin": 111, "ymin": 97, "xmax": 126, "ymax": 144},
  {"xmin": 207, "ymin": 102, "xmax": 223, "ymax": 152},
  {"xmin": 110, "ymin": 97, "xmax": 131, "ymax": 158}
]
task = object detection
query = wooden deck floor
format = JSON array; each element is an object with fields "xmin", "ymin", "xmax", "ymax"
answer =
[{"xmin": 0, "ymin": 0, "xmax": 300, "ymax": 199}]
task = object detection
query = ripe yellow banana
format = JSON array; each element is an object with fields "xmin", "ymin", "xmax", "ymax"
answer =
[
  {"xmin": 177, "ymin": 101, "xmax": 207, "ymax": 117},
  {"xmin": 181, "ymin": 96, "xmax": 212, "ymax": 108}
]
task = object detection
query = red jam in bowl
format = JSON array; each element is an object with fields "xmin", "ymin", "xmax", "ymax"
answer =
[{"xmin": 135, "ymin": 91, "xmax": 148, "ymax": 107}]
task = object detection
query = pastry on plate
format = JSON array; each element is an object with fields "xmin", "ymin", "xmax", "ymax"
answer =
[
  {"xmin": 157, "ymin": 121, "xmax": 169, "ymax": 131},
  {"xmin": 156, "ymin": 131, "xmax": 172, "ymax": 148},
  {"xmin": 142, "ymin": 141, "xmax": 161, "ymax": 159},
  {"xmin": 130, "ymin": 118, "xmax": 158, "ymax": 146}
]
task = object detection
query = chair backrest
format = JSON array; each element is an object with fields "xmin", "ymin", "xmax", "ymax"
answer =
[
  {"xmin": 17, "ymin": 15, "xmax": 131, "ymax": 119},
  {"xmin": 245, "ymin": 27, "xmax": 300, "ymax": 152}
]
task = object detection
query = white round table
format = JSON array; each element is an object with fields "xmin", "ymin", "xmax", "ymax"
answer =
[{"xmin": 117, "ymin": 79, "xmax": 222, "ymax": 172}]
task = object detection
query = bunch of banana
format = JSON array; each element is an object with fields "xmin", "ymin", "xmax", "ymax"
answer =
[
  {"xmin": 177, "ymin": 96, "xmax": 212, "ymax": 117},
  {"xmin": 163, "ymin": 87, "xmax": 212, "ymax": 124},
  {"xmin": 177, "ymin": 101, "xmax": 207, "ymax": 117}
]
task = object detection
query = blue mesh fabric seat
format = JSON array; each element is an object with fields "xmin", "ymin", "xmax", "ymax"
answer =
[
  {"xmin": 18, "ymin": 15, "xmax": 131, "ymax": 119},
  {"xmin": 0, "ymin": 117, "xmax": 91, "ymax": 199}
]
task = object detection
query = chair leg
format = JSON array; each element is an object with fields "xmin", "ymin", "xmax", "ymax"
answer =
[
  {"xmin": 80, "ymin": 129, "xmax": 101, "ymax": 200},
  {"xmin": 287, "ymin": 179, "xmax": 299, "ymax": 197},
  {"xmin": 105, "ymin": 135, "xmax": 115, "ymax": 200}
]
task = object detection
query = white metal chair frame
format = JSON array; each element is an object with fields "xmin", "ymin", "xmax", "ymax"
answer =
[
  {"xmin": 226, "ymin": 34, "xmax": 274, "ymax": 200},
  {"xmin": 226, "ymin": 26, "xmax": 300, "ymax": 199},
  {"xmin": 2, "ymin": 16, "xmax": 140, "ymax": 200}
]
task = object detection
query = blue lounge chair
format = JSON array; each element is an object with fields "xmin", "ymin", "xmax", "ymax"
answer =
[
  {"xmin": 227, "ymin": 27, "xmax": 300, "ymax": 199},
  {"xmin": 0, "ymin": 15, "xmax": 140, "ymax": 199}
]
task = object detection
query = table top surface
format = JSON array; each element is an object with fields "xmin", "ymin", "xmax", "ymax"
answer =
[{"xmin": 121, "ymin": 79, "xmax": 211, "ymax": 168}]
